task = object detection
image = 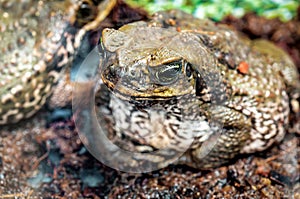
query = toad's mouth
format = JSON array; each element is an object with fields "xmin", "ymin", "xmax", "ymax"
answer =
[
  {"xmin": 102, "ymin": 77, "xmax": 176, "ymax": 101},
  {"xmin": 101, "ymin": 73, "xmax": 183, "ymax": 102},
  {"xmin": 107, "ymin": 87, "xmax": 185, "ymax": 110}
]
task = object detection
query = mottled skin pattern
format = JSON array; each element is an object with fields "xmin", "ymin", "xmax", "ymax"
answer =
[
  {"xmin": 0, "ymin": 0, "xmax": 116, "ymax": 124},
  {"xmin": 99, "ymin": 10, "xmax": 300, "ymax": 168}
]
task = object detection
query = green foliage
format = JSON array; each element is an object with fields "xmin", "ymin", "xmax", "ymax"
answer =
[{"xmin": 125, "ymin": 0, "xmax": 299, "ymax": 21}]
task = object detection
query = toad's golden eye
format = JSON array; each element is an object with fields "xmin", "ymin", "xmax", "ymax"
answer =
[{"xmin": 150, "ymin": 61, "xmax": 182, "ymax": 85}]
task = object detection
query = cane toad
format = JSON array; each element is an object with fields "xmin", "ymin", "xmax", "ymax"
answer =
[{"xmin": 99, "ymin": 10, "xmax": 300, "ymax": 168}]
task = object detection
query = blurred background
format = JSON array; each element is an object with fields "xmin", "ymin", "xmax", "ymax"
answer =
[{"xmin": 126, "ymin": 0, "xmax": 299, "ymax": 21}]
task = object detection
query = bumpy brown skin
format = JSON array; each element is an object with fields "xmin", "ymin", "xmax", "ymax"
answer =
[
  {"xmin": 99, "ymin": 10, "xmax": 300, "ymax": 168},
  {"xmin": 0, "ymin": 0, "xmax": 116, "ymax": 124}
]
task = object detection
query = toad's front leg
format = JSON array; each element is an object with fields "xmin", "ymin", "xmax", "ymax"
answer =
[{"xmin": 181, "ymin": 105, "xmax": 252, "ymax": 168}]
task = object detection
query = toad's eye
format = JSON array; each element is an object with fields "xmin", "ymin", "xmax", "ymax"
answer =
[
  {"xmin": 76, "ymin": 0, "xmax": 97, "ymax": 26},
  {"xmin": 150, "ymin": 61, "xmax": 182, "ymax": 85}
]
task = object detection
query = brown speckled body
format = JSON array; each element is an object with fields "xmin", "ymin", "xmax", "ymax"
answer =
[
  {"xmin": 99, "ymin": 10, "xmax": 300, "ymax": 168},
  {"xmin": 0, "ymin": 0, "xmax": 116, "ymax": 124}
]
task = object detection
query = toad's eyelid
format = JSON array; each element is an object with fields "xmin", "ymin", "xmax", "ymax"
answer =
[
  {"xmin": 162, "ymin": 64, "xmax": 181, "ymax": 72},
  {"xmin": 156, "ymin": 60, "xmax": 183, "ymax": 72},
  {"xmin": 161, "ymin": 62, "xmax": 182, "ymax": 72}
]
